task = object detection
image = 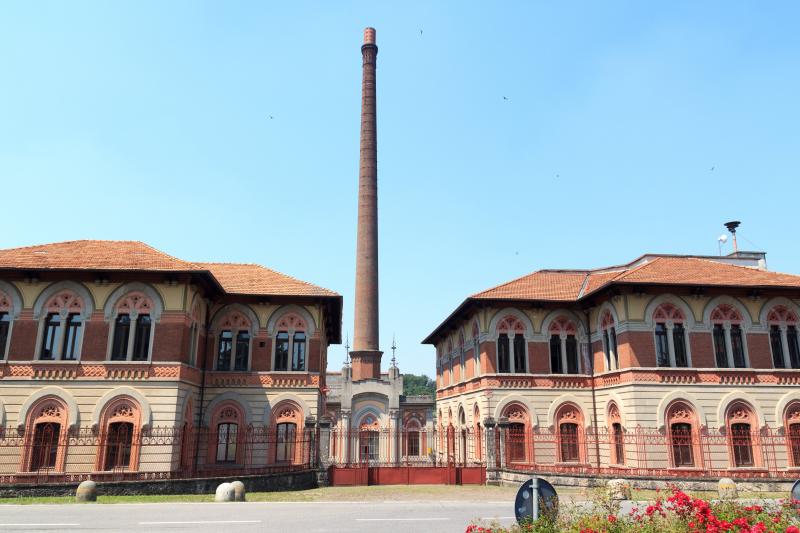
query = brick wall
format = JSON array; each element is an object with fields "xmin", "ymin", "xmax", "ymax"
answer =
[{"xmin": 689, "ymin": 332, "xmax": 715, "ymax": 367}]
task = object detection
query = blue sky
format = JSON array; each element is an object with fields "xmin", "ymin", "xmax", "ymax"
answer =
[{"xmin": 2, "ymin": 2, "xmax": 799, "ymax": 376}]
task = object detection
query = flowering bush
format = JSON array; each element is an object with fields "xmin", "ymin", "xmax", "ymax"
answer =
[{"xmin": 466, "ymin": 487, "xmax": 800, "ymax": 533}]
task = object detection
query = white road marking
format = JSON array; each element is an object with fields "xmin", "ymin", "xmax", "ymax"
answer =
[
  {"xmin": 0, "ymin": 524, "xmax": 80, "ymax": 527},
  {"xmin": 355, "ymin": 518, "xmax": 450, "ymax": 521},
  {"xmin": 139, "ymin": 520, "xmax": 262, "ymax": 525}
]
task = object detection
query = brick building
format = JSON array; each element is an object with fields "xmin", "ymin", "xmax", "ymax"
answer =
[
  {"xmin": 424, "ymin": 251, "xmax": 800, "ymax": 480},
  {"xmin": 0, "ymin": 240, "xmax": 341, "ymax": 479}
]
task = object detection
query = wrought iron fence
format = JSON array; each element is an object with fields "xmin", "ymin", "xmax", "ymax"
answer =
[
  {"xmin": 0, "ymin": 425, "xmax": 314, "ymax": 484},
  {"xmin": 500, "ymin": 425, "xmax": 800, "ymax": 479},
  {"xmin": 328, "ymin": 428, "xmax": 485, "ymax": 467}
]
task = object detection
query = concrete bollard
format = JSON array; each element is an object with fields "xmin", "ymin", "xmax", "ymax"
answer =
[
  {"xmin": 230, "ymin": 480, "xmax": 246, "ymax": 502},
  {"xmin": 606, "ymin": 479, "xmax": 631, "ymax": 501},
  {"xmin": 718, "ymin": 478, "xmax": 738, "ymax": 500},
  {"xmin": 215, "ymin": 482, "xmax": 235, "ymax": 502},
  {"xmin": 75, "ymin": 480, "xmax": 97, "ymax": 503}
]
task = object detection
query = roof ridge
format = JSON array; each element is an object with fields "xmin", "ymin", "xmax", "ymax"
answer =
[
  {"xmin": 0, "ymin": 239, "xmax": 134, "ymax": 252},
  {"xmin": 689, "ymin": 256, "xmax": 800, "ymax": 278},
  {"xmin": 134, "ymin": 241, "xmax": 202, "ymax": 268}
]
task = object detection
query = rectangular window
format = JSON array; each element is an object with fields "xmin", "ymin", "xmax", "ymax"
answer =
[
  {"xmin": 0, "ymin": 313, "xmax": 10, "ymax": 359},
  {"xmin": 673, "ymin": 324, "xmax": 688, "ymax": 367},
  {"xmin": 275, "ymin": 332, "xmax": 289, "ymax": 371},
  {"xmin": 497, "ymin": 334, "xmax": 510, "ymax": 373},
  {"xmin": 30, "ymin": 422, "xmax": 61, "ymax": 471},
  {"xmin": 111, "ymin": 315, "xmax": 131, "ymax": 360},
  {"xmin": 104, "ymin": 421, "xmax": 133, "ymax": 470},
  {"xmin": 655, "ymin": 323, "xmax": 670, "ymax": 367},
  {"xmin": 730, "ymin": 325, "xmax": 746, "ymax": 368},
  {"xmin": 731, "ymin": 423, "xmax": 753, "ymax": 467},
  {"xmin": 549, "ymin": 335, "xmax": 562, "ymax": 374},
  {"xmin": 360, "ymin": 431, "xmax": 379, "ymax": 462},
  {"xmin": 788, "ymin": 326, "xmax": 800, "ymax": 369},
  {"xmin": 234, "ymin": 331, "xmax": 249, "ymax": 371},
  {"xmin": 507, "ymin": 423, "xmax": 526, "ymax": 463},
  {"xmin": 609, "ymin": 328, "xmax": 618, "ymax": 369},
  {"xmin": 713, "ymin": 325, "xmax": 728, "ymax": 368},
  {"xmin": 565, "ymin": 335, "xmax": 578, "ymax": 374},
  {"xmin": 513, "ymin": 335, "xmax": 525, "ymax": 373},
  {"xmin": 789, "ymin": 424, "xmax": 800, "ymax": 467},
  {"xmin": 61, "ymin": 313, "xmax": 81, "ymax": 360},
  {"xmin": 406, "ymin": 431, "xmax": 420, "ymax": 456},
  {"xmin": 612, "ymin": 423, "xmax": 624, "ymax": 465},
  {"xmin": 559, "ymin": 423, "xmax": 579, "ymax": 462},
  {"xmin": 216, "ymin": 423, "xmax": 237, "ymax": 463},
  {"xmin": 276, "ymin": 422, "xmax": 296, "ymax": 462},
  {"xmin": 132, "ymin": 315, "xmax": 151, "ymax": 361},
  {"xmin": 671, "ymin": 423, "xmax": 694, "ymax": 467},
  {"xmin": 603, "ymin": 329, "xmax": 610, "ymax": 369},
  {"xmin": 292, "ymin": 332, "xmax": 306, "ymax": 371},
  {"xmin": 770, "ymin": 325, "xmax": 785, "ymax": 368},
  {"xmin": 40, "ymin": 313, "xmax": 61, "ymax": 360},
  {"xmin": 216, "ymin": 330, "xmax": 232, "ymax": 370}
]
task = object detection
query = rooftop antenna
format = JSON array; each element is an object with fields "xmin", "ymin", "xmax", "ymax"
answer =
[
  {"xmin": 717, "ymin": 234, "xmax": 728, "ymax": 256},
  {"xmin": 724, "ymin": 221, "xmax": 741, "ymax": 253},
  {"xmin": 390, "ymin": 334, "xmax": 397, "ymax": 368}
]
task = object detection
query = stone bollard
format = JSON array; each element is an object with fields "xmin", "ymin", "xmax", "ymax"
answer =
[
  {"xmin": 75, "ymin": 480, "xmax": 97, "ymax": 503},
  {"xmin": 606, "ymin": 479, "xmax": 632, "ymax": 501},
  {"xmin": 215, "ymin": 482, "xmax": 235, "ymax": 502},
  {"xmin": 230, "ymin": 480, "xmax": 246, "ymax": 502},
  {"xmin": 718, "ymin": 478, "xmax": 738, "ymax": 500}
]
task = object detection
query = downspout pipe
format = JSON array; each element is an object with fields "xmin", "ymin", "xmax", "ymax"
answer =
[
  {"xmin": 193, "ymin": 298, "xmax": 213, "ymax": 472},
  {"xmin": 583, "ymin": 308, "xmax": 601, "ymax": 470}
]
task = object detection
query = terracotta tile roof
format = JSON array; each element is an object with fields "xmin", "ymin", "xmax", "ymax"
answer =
[
  {"xmin": 606, "ymin": 257, "xmax": 800, "ymax": 290},
  {"xmin": 472, "ymin": 271, "xmax": 589, "ymax": 301},
  {"xmin": 0, "ymin": 240, "xmax": 199, "ymax": 272},
  {"xmin": 196, "ymin": 262, "xmax": 339, "ymax": 298}
]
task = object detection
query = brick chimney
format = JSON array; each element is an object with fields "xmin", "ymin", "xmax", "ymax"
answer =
[{"xmin": 350, "ymin": 27, "xmax": 382, "ymax": 381}]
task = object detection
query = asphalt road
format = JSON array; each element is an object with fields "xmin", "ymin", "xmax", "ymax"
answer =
[{"xmin": 0, "ymin": 500, "xmax": 516, "ymax": 533}]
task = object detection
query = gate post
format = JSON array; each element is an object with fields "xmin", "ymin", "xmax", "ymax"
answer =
[
  {"xmin": 305, "ymin": 417, "xmax": 317, "ymax": 466},
  {"xmin": 497, "ymin": 417, "xmax": 510, "ymax": 470},
  {"xmin": 390, "ymin": 410, "xmax": 400, "ymax": 466},
  {"xmin": 317, "ymin": 416, "xmax": 332, "ymax": 486},
  {"xmin": 484, "ymin": 416, "xmax": 498, "ymax": 484}
]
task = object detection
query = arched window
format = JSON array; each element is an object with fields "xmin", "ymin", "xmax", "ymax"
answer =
[
  {"xmin": 273, "ymin": 313, "xmax": 308, "ymax": 371},
  {"xmin": 359, "ymin": 414, "xmax": 380, "ymax": 463},
  {"xmin": 600, "ymin": 311, "xmax": 618, "ymax": 371},
  {"xmin": 271, "ymin": 401, "xmax": 303, "ymax": 464},
  {"xmin": 726, "ymin": 402, "xmax": 760, "ymax": 468},
  {"xmin": 209, "ymin": 402, "xmax": 245, "ymax": 464},
  {"xmin": 502, "ymin": 403, "xmax": 530, "ymax": 464},
  {"xmin": 0, "ymin": 289, "xmax": 14, "ymax": 360},
  {"xmin": 496, "ymin": 315, "xmax": 527, "ymax": 374},
  {"xmin": 666, "ymin": 401, "xmax": 698, "ymax": 468},
  {"xmin": 472, "ymin": 321, "xmax": 481, "ymax": 378},
  {"xmin": 607, "ymin": 402, "xmax": 624, "ymax": 465},
  {"xmin": 405, "ymin": 418, "xmax": 421, "ymax": 457},
  {"xmin": 39, "ymin": 291, "xmax": 85, "ymax": 361},
  {"xmin": 767, "ymin": 305, "xmax": 800, "ymax": 369},
  {"xmin": 652, "ymin": 303, "xmax": 689, "ymax": 368},
  {"xmin": 22, "ymin": 397, "xmax": 68, "ymax": 472},
  {"xmin": 110, "ymin": 292, "xmax": 155, "ymax": 362},
  {"xmin": 785, "ymin": 402, "xmax": 800, "ymax": 467},
  {"xmin": 710, "ymin": 304, "xmax": 748, "ymax": 368},
  {"xmin": 549, "ymin": 317, "xmax": 580, "ymax": 374},
  {"xmin": 555, "ymin": 403, "xmax": 584, "ymax": 463},
  {"xmin": 215, "ymin": 311, "xmax": 252, "ymax": 371},
  {"xmin": 97, "ymin": 398, "xmax": 141, "ymax": 471}
]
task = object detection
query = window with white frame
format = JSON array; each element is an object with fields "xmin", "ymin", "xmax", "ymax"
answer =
[
  {"xmin": 0, "ymin": 289, "xmax": 14, "ymax": 360},
  {"xmin": 495, "ymin": 315, "xmax": 527, "ymax": 373},
  {"xmin": 548, "ymin": 316, "xmax": 580, "ymax": 374},
  {"xmin": 767, "ymin": 305, "xmax": 800, "ymax": 369},
  {"xmin": 652, "ymin": 303, "xmax": 690, "ymax": 368},
  {"xmin": 710, "ymin": 303, "xmax": 748, "ymax": 368}
]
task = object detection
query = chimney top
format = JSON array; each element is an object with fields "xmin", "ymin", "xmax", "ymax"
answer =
[{"xmin": 363, "ymin": 27, "xmax": 376, "ymax": 45}]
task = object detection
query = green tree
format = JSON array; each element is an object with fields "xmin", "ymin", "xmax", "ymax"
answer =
[{"xmin": 402, "ymin": 374, "xmax": 435, "ymax": 396}]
